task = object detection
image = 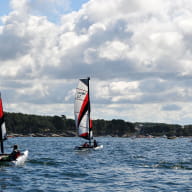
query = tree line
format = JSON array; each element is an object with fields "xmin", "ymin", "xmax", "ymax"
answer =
[{"xmin": 4, "ymin": 112, "xmax": 192, "ymax": 137}]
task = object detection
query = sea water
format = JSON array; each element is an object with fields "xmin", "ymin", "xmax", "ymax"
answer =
[{"xmin": 0, "ymin": 137, "xmax": 191, "ymax": 192}]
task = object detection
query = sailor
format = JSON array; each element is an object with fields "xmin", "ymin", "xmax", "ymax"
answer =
[
  {"xmin": 93, "ymin": 140, "xmax": 98, "ymax": 147},
  {"xmin": 83, "ymin": 142, "xmax": 89, "ymax": 148},
  {"xmin": 9, "ymin": 144, "xmax": 21, "ymax": 160}
]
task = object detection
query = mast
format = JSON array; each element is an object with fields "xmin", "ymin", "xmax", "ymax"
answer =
[{"xmin": 1, "ymin": 142, "xmax": 4, "ymax": 154}]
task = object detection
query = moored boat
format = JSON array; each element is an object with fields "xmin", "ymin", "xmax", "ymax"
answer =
[{"xmin": 167, "ymin": 136, "xmax": 177, "ymax": 139}]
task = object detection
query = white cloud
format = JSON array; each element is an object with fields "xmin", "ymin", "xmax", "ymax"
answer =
[
  {"xmin": 1, "ymin": 0, "xmax": 192, "ymax": 124},
  {"xmin": 99, "ymin": 41, "xmax": 129, "ymax": 60},
  {"xmin": 10, "ymin": 0, "xmax": 29, "ymax": 13}
]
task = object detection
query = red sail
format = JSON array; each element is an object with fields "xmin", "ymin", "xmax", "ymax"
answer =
[
  {"xmin": 0, "ymin": 98, "xmax": 3, "ymax": 119},
  {"xmin": 79, "ymin": 132, "xmax": 89, "ymax": 139},
  {"xmin": 74, "ymin": 78, "xmax": 93, "ymax": 141},
  {"xmin": 78, "ymin": 93, "xmax": 89, "ymax": 127},
  {"xmin": 0, "ymin": 94, "xmax": 6, "ymax": 145}
]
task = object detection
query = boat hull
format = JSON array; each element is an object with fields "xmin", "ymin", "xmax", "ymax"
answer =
[
  {"xmin": 75, "ymin": 145, "xmax": 103, "ymax": 151},
  {"xmin": 94, "ymin": 145, "xmax": 103, "ymax": 150}
]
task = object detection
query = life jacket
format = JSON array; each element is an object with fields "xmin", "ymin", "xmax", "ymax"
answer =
[
  {"xmin": 15, "ymin": 151, "xmax": 21, "ymax": 158},
  {"xmin": 12, "ymin": 150, "xmax": 21, "ymax": 160},
  {"xmin": 83, "ymin": 143, "xmax": 89, "ymax": 147}
]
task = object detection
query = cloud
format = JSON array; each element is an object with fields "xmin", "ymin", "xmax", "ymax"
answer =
[
  {"xmin": 10, "ymin": 0, "xmax": 71, "ymax": 21},
  {"xmin": 1, "ymin": 0, "xmax": 192, "ymax": 124},
  {"xmin": 0, "ymin": 33, "xmax": 30, "ymax": 61},
  {"xmin": 162, "ymin": 104, "xmax": 182, "ymax": 111}
]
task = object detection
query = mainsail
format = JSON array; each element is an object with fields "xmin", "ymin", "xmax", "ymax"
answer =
[
  {"xmin": 74, "ymin": 77, "xmax": 93, "ymax": 142},
  {"xmin": 0, "ymin": 93, "xmax": 7, "ymax": 154}
]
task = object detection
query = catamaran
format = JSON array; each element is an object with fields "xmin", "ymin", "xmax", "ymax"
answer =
[
  {"xmin": 0, "ymin": 93, "xmax": 28, "ymax": 166},
  {"xmin": 74, "ymin": 77, "xmax": 103, "ymax": 150}
]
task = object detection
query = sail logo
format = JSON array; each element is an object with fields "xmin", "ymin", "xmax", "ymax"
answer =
[{"xmin": 76, "ymin": 91, "xmax": 86, "ymax": 99}]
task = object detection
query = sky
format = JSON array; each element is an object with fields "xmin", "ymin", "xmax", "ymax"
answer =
[{"xmin": 1, "ymin": 0, "xmax": 192, "ymax": 125}]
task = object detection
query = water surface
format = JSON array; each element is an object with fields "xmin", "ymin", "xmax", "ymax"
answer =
[{"xmin": 0, "ymin": 137, "xmax": 191, "ymax": 191}]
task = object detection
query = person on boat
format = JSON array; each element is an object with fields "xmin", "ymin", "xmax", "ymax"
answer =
[
  {"xmin": 9, "ymin": 144, "xmax": 21, "ymax": 160},
  {"xmin": 82, "ymin": 142, "xmax": 89, "ymax": 148},
  {"xmin": 93, "ymin": 140, "xmax": 98, "ymax": 147}
]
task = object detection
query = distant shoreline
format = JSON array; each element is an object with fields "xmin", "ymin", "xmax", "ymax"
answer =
[
  {"xmin": 7, "ymin": 133, "xmax": 192, "ymax": 138},
  {"xmin": 5, "ymin": 112, "xmax": 192, "ymax": 138}
]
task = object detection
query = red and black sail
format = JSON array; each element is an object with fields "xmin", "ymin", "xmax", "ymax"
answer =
[
  {"xmin": 0, "ymin": 93, "xmax": 7, "ymax": 153},
  {"xmin": 74, "ymin": 78, "xmax": 93, "ymax": 140}
]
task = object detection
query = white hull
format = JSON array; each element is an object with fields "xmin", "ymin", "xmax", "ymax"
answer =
[{"xmin": 93, "ymin": 145, "xmax": 103, "ymax": 150}]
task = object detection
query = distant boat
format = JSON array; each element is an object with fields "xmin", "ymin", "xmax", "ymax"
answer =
[
  {"xmin": 0, "ymin": 93, "xmax": 28, "ymax": 166},
  {"xmin": 167, "ymin": 136, "xmax": 177, "ymax": 139},
  {"xmin": 74, "ymin": 77, "xmax": 103, "ymax": 150}
]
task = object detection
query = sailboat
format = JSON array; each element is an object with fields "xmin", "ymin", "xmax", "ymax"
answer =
[
  {"xmin": 74, "ymin": 77, "xmax": 103, "ymax": 150},
  {"xmin": 0, "ymin": 93, "xmax": 28, "ymax": 166}
]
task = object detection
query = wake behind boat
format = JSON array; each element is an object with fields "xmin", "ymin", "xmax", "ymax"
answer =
[
  {"xmin": 74, "ymin": 77, "xmax": 103, "ymax": 150},
  {"xmin": 0, "ymin": 93, "xmax": 28, "ymax": 166}
]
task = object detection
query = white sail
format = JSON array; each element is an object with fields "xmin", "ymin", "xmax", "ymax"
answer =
[
  {"xmin": 1, "ymin": 123, "xmax": 6, "ymax": 141},
  {"xmin": 74, "ymin": 78, "xmax": 93, "ymax": 140}
]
